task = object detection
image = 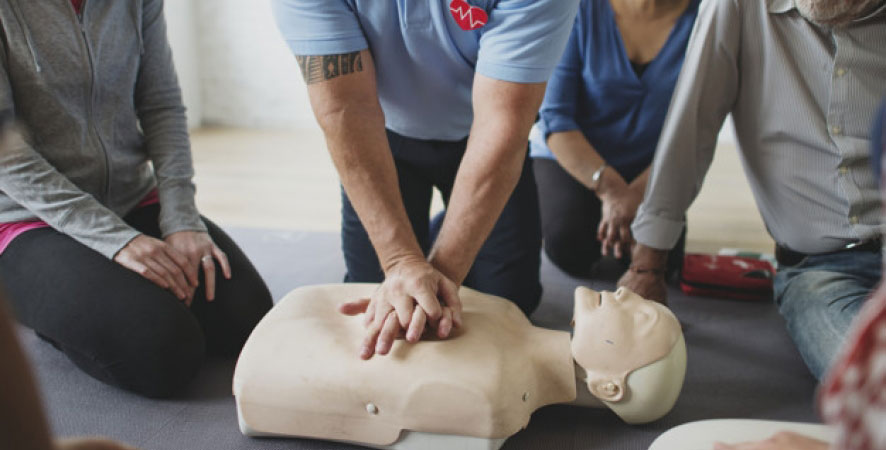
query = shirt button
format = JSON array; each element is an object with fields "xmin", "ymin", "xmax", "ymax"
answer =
[
  {"xmin": 836, "ymin": 67, "xmax": 846, "ymax": 77},
  {"xmin": 850, "ymin": 215, "xmax": 859, "ymax": 225},
  {"xmin": 831, "ymin": 125, "xmax": 842, "ymax": 135}
]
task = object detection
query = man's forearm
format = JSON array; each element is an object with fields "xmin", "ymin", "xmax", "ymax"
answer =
[
  {"xmin": 428, "ymin": 124, "xmax": 527, "ymax": 283},
  {"xmin": 306, "ymin": 50, "xmax": 424, "ymax": 272},
  {"xmin": 631, "ymin": 243, "xmax": 670, "ymax": 270},
  {"xmin": 429, "ymin": 76, "xmax": 546, "ymax": 283},
  {"xmin": 321, "ymin": 106, "xmax": 425, "ymax": 272}
]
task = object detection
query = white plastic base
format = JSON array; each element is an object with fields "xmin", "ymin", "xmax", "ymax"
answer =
[
  {"xmin": 648, "ymin": 419, "xmax": 836, "ymax": 450},
  {"xmin": 237, "ymin": 404, "xmax": 507, "ymax": 450}
]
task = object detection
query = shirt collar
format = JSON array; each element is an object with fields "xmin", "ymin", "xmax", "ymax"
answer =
[{"xmin": 769, "ymin": 0, "xmax": 886, "ymax": 20}]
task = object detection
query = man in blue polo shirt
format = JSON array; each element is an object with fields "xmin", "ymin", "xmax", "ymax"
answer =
[{"xmin": 272, "ymin": 0, "xmax": 578, "ymax": 358}]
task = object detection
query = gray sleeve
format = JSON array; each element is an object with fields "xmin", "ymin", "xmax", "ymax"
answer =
[
  {"xmin": 631, "ymin": 0, "xmax": 742, "ymax": 250},
  {"xmin": 135, "ymin": 0, "xmax": 207, "ymax": 238},
  {"xmin": 0, "ymin": 50, "xmax": 140, "ymax": 259}
]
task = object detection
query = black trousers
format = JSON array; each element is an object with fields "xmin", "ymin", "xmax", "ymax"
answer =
[
  {"xmin": 533, "ymin": 158, "xmax": 685, "ymax": 279},
  {"xmin": 0, "ymin": 205, "xmax": 272, "ymax": 398},
  {"xmin": 341, "ymin": 130, "xmax": 543, "ymax": 315}
]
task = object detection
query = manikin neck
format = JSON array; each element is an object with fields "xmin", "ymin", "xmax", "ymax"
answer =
[{"xmin": 570, "ymin": 363, "xmax": 606, "ymax": 408}]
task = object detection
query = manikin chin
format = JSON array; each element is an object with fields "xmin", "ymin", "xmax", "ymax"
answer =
[{"xmin": 233, "ymin": 284, "xmax": 687, "ymax": 450}]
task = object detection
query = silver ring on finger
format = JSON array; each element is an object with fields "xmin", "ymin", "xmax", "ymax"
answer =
[{"xmin": 201, "ymin": 255, "xmax": 212, "ymax": 263}]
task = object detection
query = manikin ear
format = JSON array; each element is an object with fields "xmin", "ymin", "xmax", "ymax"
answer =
[{"xmin": 587, "ymin": 376, "xmax": 626, "ymax": 403}]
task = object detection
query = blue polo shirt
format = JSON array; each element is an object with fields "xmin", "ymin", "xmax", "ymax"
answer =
[
  {"xmin": 529, "ymin": 0, "xmax": 700, "ymax": 181},
  {"xmin": 272, "ymin": 0, "xmax": 579, "ymax": 141}
]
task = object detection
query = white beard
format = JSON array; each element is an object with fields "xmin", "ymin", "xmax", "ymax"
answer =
[{"xmin": 795, "ymin": 0, "xmax": 884, "ymax": 26}]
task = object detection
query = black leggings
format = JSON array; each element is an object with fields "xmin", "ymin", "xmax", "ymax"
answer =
[
  {"xmin": 0, "ymin": 205, "xmax": 272, "ymax": 398},
  {"xmin": 533, "ymin": 158, "xmax": 685, "ymax": 279}
]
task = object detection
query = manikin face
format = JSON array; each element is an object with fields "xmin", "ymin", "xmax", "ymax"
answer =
[
  {"xmin": 795, "ymin": 0, "xmax": 885, "ymax": 26},
  {"xmin": 571, "ymin": 287, "xmax": 681, "ymax": 402}
]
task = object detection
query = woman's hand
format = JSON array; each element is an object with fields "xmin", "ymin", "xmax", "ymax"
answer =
[
  {"xmin": 113, "ymin": 235, "xmax": 193, "ymax": 302},
  {"xmin": 595, "ymin": 169, "xmax": 643, "ymax": 259},
  {"xmin": 164, "ymin": 231, "xmax": 231, "ymax": 304}
]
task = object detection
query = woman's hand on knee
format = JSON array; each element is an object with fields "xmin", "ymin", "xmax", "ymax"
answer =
[
  {"xmin": 164, "ymin": 231, "xmax": 231, "ymax": 304},
  {"xmin": 113, "ymin": 234, "xmax": 193, "ymax": 303}
]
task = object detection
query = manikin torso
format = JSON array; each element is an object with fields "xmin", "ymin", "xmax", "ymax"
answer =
[{"xmin": 234, "ymin": 284, "xmax": 686, "ymax": 449}]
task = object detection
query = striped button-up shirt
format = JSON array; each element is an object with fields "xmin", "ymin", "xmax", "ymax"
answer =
[{"xmin": 632, "ymin": 0, "xmax": 886, "ymax": 254}]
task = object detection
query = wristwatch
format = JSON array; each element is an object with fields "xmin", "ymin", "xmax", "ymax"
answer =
[{"xmin": 590, "ymin": 163, "xmax": 607, "ymax": 191}]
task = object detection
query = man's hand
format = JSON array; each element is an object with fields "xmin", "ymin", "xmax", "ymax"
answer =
[
  {"xmin": 165, "ymin": 231, "xmax": 231, "ymax": 304},
  {"xmin": 56, "ymin": 438, "xmax": 138, "ymax": 450},
  {"xmin": 339, "ymin": 259, "xmax": 463, "ymax": 359},
  {"xmin": 713, "ymin": 431, "xmax": 830, "ymax": 450},
  {"xmin": 596, "ymin": 168, "xmax": 643, "ymax": 259},
  {"xmin": 616, "ymin": 243, "xmax": 669, "ymax": 304},
  {"xmin": 113, "ymin": 234, "xmax": 193, "ymax": 302}
]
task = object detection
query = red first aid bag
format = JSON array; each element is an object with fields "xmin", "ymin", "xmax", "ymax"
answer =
[{"xmin": 679, "ymin": 254, "xmax": 776, "ymax": 301}]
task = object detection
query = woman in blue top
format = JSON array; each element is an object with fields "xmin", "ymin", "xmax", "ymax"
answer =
[{"xmin": 530, "ymin": 0, "xmax": 699, "ymax": 278}]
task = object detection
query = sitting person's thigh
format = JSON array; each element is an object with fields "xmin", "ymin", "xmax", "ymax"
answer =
[
  {"xmin": 774, "ymin": 252, "xmax": 881, "ymax": 379},
  {"xmin": 0, "ymin": 227, "xmax": 205, "ymax": 398}
]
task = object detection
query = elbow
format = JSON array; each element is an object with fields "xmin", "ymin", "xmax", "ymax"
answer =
[{"xmin": 310, "ymin": 94, "xmax": 384, "ymax": 136}]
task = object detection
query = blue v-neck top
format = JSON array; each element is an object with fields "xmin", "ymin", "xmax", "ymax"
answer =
[{"xmin": 530, "ymin": 0, "xmax": 700, "ymax": 182}]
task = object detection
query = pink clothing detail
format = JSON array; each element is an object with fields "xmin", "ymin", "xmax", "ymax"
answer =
[{"xmin": 0, "ymin": 189, "xmax": 159, "ymax": 255}]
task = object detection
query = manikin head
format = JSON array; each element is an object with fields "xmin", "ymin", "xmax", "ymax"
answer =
[
  {"xmin": 795, "ymin": 0, "xmax": 885, "ymax": 26},
  {"xmin": 571, "ymin": 286, "xmax": 687, "ymax": 424}
]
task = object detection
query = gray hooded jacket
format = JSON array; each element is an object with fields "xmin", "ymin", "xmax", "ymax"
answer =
[{"xmin": 0, "ymin": 0, "xmax": 206, "ymax": 258}]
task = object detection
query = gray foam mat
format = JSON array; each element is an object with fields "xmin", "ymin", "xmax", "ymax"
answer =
[{"xmin": 20, "ymin": 229, "xmax": 820, "ymax": 450}]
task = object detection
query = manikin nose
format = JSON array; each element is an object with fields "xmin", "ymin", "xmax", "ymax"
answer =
[{"xmin": 614, "ymin": 287, "xmax": 626, "ymax": 301}]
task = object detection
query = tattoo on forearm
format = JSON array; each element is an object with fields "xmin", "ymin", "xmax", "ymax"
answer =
[{"xmin": 296, "ymin": 52, "xmax": 363, "ymax": 85}]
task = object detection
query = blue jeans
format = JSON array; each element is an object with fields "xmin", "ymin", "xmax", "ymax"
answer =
[
  {"xmin": 774, "ymin": 250, "xmax": 881, "ymax": 380},
  {"xmin": 341, "ymin": 129, "xmax": 543, "ymax": 315}
]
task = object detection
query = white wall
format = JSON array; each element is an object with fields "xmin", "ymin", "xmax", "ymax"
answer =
[
  {"xmin": 166, "ymin": 0, "xmax": 315, "ymax": 129},
  {"xmin": 164, "ymin": 0, "xmax": 203, "ymax": 129}
]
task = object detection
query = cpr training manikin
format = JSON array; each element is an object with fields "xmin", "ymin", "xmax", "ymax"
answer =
[{"xmin": 233, "ymin": 284, "xmax": 687, "ymax": 449}]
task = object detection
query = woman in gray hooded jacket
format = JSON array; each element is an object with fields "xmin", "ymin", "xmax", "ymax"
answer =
[{"xmin": 0, "ymin": 0, "xmax": 272, "ymax": 397}]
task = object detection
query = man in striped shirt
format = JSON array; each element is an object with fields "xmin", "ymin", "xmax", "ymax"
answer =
[{"xmin": 618, "ymin": 0, "xmax": 886, "ymax": 380}]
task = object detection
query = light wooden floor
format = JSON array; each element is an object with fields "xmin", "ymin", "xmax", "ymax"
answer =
[{"xmin": 191, "ymin": 127, "xmax": 774, "ymax": 255}]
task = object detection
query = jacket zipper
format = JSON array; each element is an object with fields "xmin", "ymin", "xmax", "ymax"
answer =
[{"xmin": 77, "ymin": 1, "xmax": 112, "ymax": 202}]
